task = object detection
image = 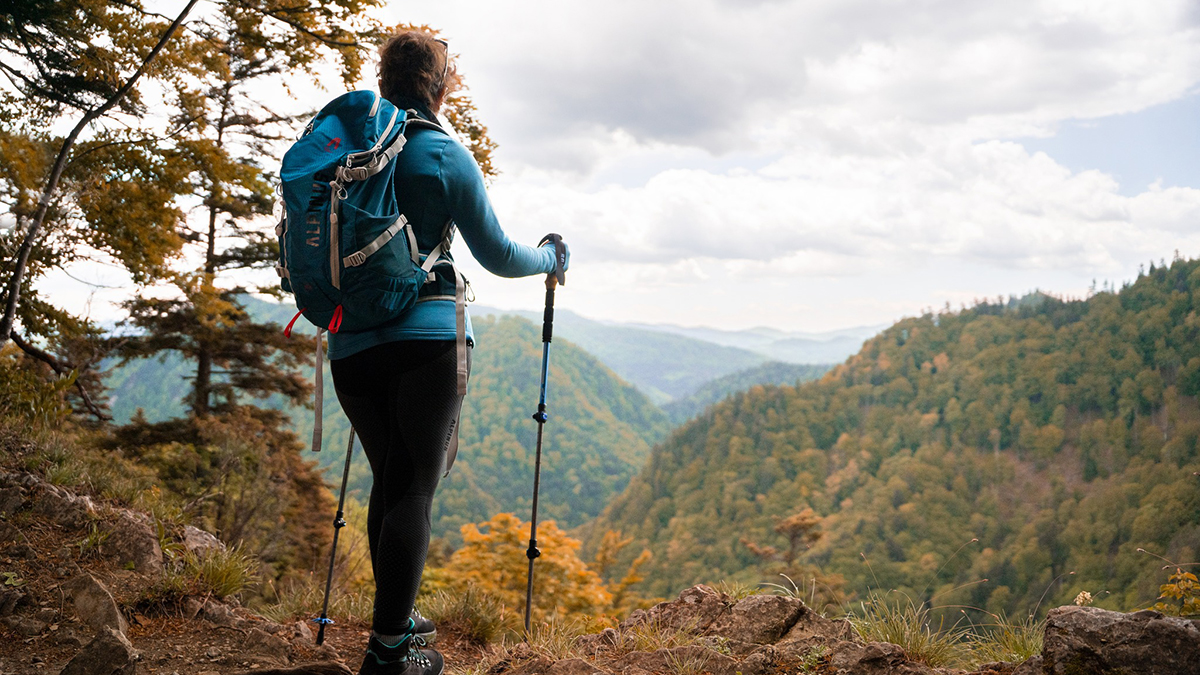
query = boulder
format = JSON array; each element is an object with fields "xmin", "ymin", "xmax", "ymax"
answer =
[
  {"xmin": 3, "ymin": 614, "xmax": 47, "ymax": 635},
  {"xmin": 31, "ymin": 484, "xmax": 93, "ymax": 529},
  {"xmin": 1012, "ymin": 656, "xmax": 1042, "ymax": 675},
  {"xmin": 198, "ymin": 598, "xmax": 242, "ymax": 627},
  {"xmin": 65, "ymin": 573, "xmax": 129, "ymax": 636},
  {"xmin": 106, "ymin": 511, "xmax": 162, "ymax": 575},
  {"xmin": 290, "ymin": 620, "xmax": 315, "ymax": 644},
  {"xmin": 182, "ymin": 524, "xmax": 225, "ymax": 556},
  {"xmin": 777, "ymin": 606, "xmax": 858, "ymax": 648},
  {"xmin": 705, "ymin": 593, "xmax": 807, "ymax": 644},
  {"xmin": 59, "ymin": 627, "xmax": 138, "ymax": 675},
  {"xmin": 0, "ymin": 587, "xmax": 23, "ymax": 616},
  {"xmin": 245, "ymin": 627, "xmax": 293, "ymax": 665},
  {"xmin": 1042, "ymin": 606, "xmax": 1200, "ymax": 675},
  {"xmin": 828, "ymin": 641, "xmax": 935, "ymax": 674},
  {"xmin": 0, "ymin": 486, "xmax": 25, "ymax": 516},
  {"xmin": 621, "ymin": 585, "xmax": 732, "ymax": 634}
]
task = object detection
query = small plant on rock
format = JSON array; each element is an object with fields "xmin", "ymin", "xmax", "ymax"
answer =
[
  {"xmin": 76, "ymin": 522, "xmax": 110, "ymax": 559},
  {"xmin": 256, "ymin": 573, "xmax": 375, "ymax": 625},
  {"xmin": 796, "ymin": 644, "xmax": 829, "ymax": 674},
  {"xmin": 712, "ymin": 579, "xmax": 757, "ymax": 600},
  {"xmin": 1152, "ymin": 568, "xmax": 1200, "ymax": 617},
  {"xmin": 615, "ymin": 615, "xmax": 700, "ymax": 655},
  {"xmin": 191, "ymin": 545, "xmax": 259, "ymax": 599}
]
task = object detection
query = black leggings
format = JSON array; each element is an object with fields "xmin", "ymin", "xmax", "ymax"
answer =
[{"xmin": 330, "ymin": 340, "xmax": 468, "ymax": 635}]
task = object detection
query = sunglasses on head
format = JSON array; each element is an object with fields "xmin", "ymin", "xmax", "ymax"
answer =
[{"xmin": 435, "ymin": 38, "xmax": 449, "ymax": 89}]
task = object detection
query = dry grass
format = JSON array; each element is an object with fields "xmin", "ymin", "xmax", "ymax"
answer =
[
  {"xmin": 421, "ymin": 584, "xmax": 515, "ymax": 645},
  {"xmin": 525, "ymin": 614, "xmax": 589, "ymax": 660},
  {"xmin": 256, "ymin": 573, "xmax": 375, "ymax": 625}
]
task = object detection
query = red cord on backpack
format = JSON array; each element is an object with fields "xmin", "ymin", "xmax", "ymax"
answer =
[
  {"xmin": 328, "ymin": 305, "xmax": 343, "ymax": 333},
  {"xmin": 284, "ymin": 308, "xmax": 307, "ymax": 338}
]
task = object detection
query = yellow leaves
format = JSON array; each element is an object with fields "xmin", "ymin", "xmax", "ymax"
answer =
[
  {"xmin": 1152, "ymin": 568, "xmax": 1200, "ymax": 617},
  {"xmin": 439, "ymin": 513, "xmax": 612, "ymax": 624}
]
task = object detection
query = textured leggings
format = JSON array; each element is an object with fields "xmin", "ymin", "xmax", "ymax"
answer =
[{"xmin": 330, "ymin": 340, "xmax": 468, "ymax": 635}]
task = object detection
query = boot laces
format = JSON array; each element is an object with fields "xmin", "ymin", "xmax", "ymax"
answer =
[{"xmin": 406, "ymin": 635, "xmax": 430, "ymax": 667}]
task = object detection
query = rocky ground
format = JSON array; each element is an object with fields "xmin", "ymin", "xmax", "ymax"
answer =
[
  {"xmin": 0, "ymin": 466, "xmax": 490, "ymax": 675},
  {"xmin": 2, "ymin": 463, "xmax": 1197, "ymax": 675}
]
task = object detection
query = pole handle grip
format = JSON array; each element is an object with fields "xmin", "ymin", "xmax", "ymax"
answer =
[{"xmin": 538, "ymin": 233, "xmax": 566, "ymax": 286}]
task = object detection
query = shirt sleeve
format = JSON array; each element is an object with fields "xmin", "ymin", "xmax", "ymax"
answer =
[{"xmin": 437, "ymin": 138, "xmax": 555, "ymax": 278}]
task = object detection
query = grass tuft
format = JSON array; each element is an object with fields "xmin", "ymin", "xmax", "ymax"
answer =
[
  {"xmin": 969, "ymin": 613, "xmax": 1044, "ymax": 665},
  {"xmin": 614, "ymin": 615, "xmax": 702, "ymax": 656},
  {"xmin": 526, "ymin": 614, "xmax": 588, "ymax": 660},
  {"xmin": 255, "ymin": 573, "xmax": 375, "ymax": 625},
  {"xmin": 421, "ymin": 584, "xmax": 513, "ymax": 645},
  {"xmin": 849, "ymin": 592, "xmax": 970, "ymax": 668},
  {"xmin": 192, "ymin": 545, "xmax": 260, "ymax": 598},
  {"xmin": 663, "ymin": 647, "xmax": 710, "ymax": 675},
  {"xmin": 712, "ymin": 579, "xmax": 758, "ymax": 600}
]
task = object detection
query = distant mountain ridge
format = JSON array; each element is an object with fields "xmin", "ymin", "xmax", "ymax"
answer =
[
  {"xmin": 661, "ymin": 361, "xmax": 832, "ymax": 425},
  {"xmin": 623, "ymin": 321, "xmax": 884, "ymax": 365},
  {"xmin": 584, "ymin": 260, "xmax": 1200, "ymax": 617},
  {"xmin": 470, "ymin": 306, "xmax": 769, "ymax": 403},
  {"xmin": 470, "ymin": 306, "xmax": 878, "ymax": 401}
]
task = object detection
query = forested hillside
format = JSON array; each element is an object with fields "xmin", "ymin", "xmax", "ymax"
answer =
[
  {"xmin": 107, "ymin": 308, "xmax": 671, "ymax": 541},
  {"xmin": 436, "ymin": 315, "xmax": 671, "ymax": 538},
  {"xmin": 586, "ymin": 258, "xmax": 1200, "ymax": 617}
]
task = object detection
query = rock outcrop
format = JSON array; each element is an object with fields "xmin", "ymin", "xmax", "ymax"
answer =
[
  {"xmin": 58, "ymin": 628, "xmax": 138, "ymax": 675},
  {"xmin": 510, "ymin": 584, "xmax": 944, "ymax": 675},
  {"xmin": 1041, "ymin": 605, "xmax": 1200, "ymax": 675},
  {"xmin": 64, "ymin": 573, "xmax": 129, "ymax": 636}
]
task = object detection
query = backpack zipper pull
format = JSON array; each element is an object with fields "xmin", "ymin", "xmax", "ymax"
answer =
[
  {"xmin": 284, "ymin": 308, "xmax": 307, "ymax": 338},
  {"xmin": 328, "ymin": 305, "xmax": 344, "ymax": 333}
]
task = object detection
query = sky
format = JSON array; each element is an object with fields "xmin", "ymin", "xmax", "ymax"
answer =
[{"xmin": 38, "ymin": 0, "xmax": 1200, "ymax": 334}]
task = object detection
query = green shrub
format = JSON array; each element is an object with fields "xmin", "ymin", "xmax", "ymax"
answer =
[{"xmin": 0, "ymin": 347, "xmax": 74, "ymax": 430}]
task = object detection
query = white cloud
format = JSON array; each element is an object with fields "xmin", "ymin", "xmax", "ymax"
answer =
[{"xmin": 33, "ymin": 0, "xmax": 1200, "ymax": 333}]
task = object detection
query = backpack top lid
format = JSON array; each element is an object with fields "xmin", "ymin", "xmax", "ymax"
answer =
[{"xmin": 281, "ymin": 90, "xmax": 405, "ymax": 185}]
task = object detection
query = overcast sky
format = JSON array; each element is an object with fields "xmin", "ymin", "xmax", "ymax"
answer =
[
  {"xmin": 386, "ymin": 0, "xmax": 1200, "ymax": 332},
  {"xmin": 42, "ymin": 0, "xmax": 1200, "ymax": 333}
]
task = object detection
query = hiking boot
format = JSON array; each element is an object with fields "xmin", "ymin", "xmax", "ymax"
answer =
[
  {"xmin": 410, "ymin": 608, "xmax": 436, "ymax": 642},
  {"xmin": 358, "ymin": 635, "xmax": 443, "ymax": 675}
]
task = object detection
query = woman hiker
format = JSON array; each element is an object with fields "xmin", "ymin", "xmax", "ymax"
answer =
[{"xmin": 329, "ymin": 31, "xmax": 569, "ymax": 675}]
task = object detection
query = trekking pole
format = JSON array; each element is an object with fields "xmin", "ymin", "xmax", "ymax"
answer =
[
  {"xmin": 314, "ymin": 427, "xmax": 356, "ymax": 645},
  {"xmin": 523, "ymin": 233, "xmax": 567, "ymax": 639}
]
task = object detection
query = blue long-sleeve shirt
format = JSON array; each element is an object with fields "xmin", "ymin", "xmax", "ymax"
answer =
[{"xmin": 327, "ymin": 98, "xmax": 556, "ymax": 360}]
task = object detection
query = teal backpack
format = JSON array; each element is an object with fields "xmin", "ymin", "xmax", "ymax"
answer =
[
  {"xmin": 276, "ymin": 90, "xmax": 469, "ymax": 456},
  {"xmin": 276, "ymin": 89, "xmax": 450, "ymax": 335}
]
